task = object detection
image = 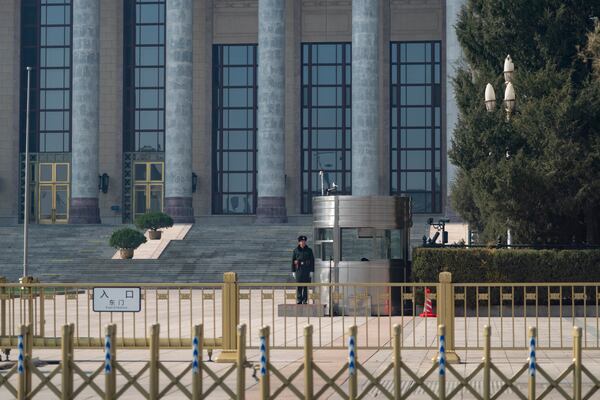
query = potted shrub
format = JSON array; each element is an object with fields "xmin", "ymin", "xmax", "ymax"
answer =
[
  {"xmin": 134, "ymin": 212, "xmax": 174, "ymax": 240},
  {"xmin": 109, "ymin": 228, "xmax": 147, "ymax": 259}
]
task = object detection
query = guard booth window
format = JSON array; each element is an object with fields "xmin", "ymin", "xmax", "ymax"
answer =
[
  {"xmin": 315, "ymin": 228, "xmax": 334, "ymax": 261},
  {"xmin": 340, "ymin": 228, "xmax": 405, "ymax": 261}
]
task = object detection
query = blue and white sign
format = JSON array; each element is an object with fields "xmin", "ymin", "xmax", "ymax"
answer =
[{"xmin": 93, "ymin": 287, "xmax": 141, "ymax": 312}]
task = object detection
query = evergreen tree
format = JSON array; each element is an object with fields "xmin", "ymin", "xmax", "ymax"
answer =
[{"xmin": 450, "ymin": 0, "xmax": 600, "ymax": 244}]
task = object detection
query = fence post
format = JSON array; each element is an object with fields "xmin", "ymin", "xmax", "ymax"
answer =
[
  {"xmin": 236, "ymin": 324, "xmax": 247, "ymax": 400},
  {"xmin": 304, "ymin": 325, "xmax": 314, "ymax": 400},
  {"xmin": 149, "ymin": 324, "xmax": 160, "ymax": 400},
  {"xmin": 393, "ymin": 324, "xmax": 402, "ymax": 400},
  {"xmin": 192, "ymin": 324, "xmax": 203, "ymax": 400},
  {"xmin": 217, "ymin": 272, "xmax": 239, "ymax": 363},
  {"xmin": 348, "ymin": 325, "xmax": 358, "ymax": 400},
  {"xmin": 573, "ymin": 326, "xmax": 582, "ymax": 400},
  {"xmin": 438, "ymin": 325, "xmax": 446, "ymax": 400},
  {"xmin": 0, "ymin": 276, "xmax": 7, "ymax": 337},
  {"xmin": 104, "ymin": 324, "xmax": 117, "ymax": 400},
  {"xmin": 17, "ymin": 325, "xmax": 28, "ymax": 400},
  {"xmin": 528, "ymin": 327, "xmax": 536, "ymax": 400},
  {"xmin": 483, "ymin": 325, "xmax": 491, "ymax": 400},
  {"xmin": 437, "ymin": 272, "xmax": 460, "ymax": 363},
  {"xmin": 37, "ymin": 278, "xmax": 45, "ymax": 339},
  {"xmin": 61, "ymin": 324, "xmax": 74, "ymax": 400},
  {"xmin": 259, "ymin": 326, "xmax": 271, "ymax": 400},
  {"xmin": 25, "ymin": 323, "xmax": 32, "ymax": 394},
  {"xmin": 19, "ymin": 277, "xmax": 34, "ymax": 331}
]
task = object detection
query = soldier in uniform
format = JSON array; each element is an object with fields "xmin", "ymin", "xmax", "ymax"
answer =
[{"xmin": 291, "ymin": 235, "xmax": 315, "ymax": 304}]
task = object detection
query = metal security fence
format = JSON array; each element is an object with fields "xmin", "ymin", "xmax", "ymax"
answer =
[
  {"xmin": 0, "ymin": 281, "xmax": 223, "ymax": 350},
  {"xmin": 237, "ymin": 282, "xmax": 440, "ymax": 349},
  {"xmin": 453, "ymin": 283, "xmax": 600, "ymax": 350},
  {"xmin": 1, "ymin": 322, "xmax": 598, "ymax": 399},
  {"xmin": 1, "ymin": 273, "xmax": 600, "ymax": 353}
]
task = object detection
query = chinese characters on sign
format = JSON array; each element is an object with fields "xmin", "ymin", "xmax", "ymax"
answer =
[{"xmin": 93, "ymin": 287, "xmax": 141, "ymax": 312}]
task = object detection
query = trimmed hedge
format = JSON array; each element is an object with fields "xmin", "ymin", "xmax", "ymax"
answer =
[
  {"xmin": 109, "ymin": 228, "xmax": 147, "ymax": 250},
  {"xmin": 413, "ymin": 248, "xmax": 600, "ymax": 283},
  {"xmin": 135, "ymin": 212, "xmax": 174, "ymax": 231}
]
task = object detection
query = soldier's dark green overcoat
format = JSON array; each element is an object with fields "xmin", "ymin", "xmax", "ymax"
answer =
[{"xmin": 291, "ymin": 246, "xmax": 315, "ymax": 282}]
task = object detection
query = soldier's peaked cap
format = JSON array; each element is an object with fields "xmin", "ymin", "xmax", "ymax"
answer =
[{"xmin": 298, "ymin": 235, "xmax": 307, "ymax": 241}]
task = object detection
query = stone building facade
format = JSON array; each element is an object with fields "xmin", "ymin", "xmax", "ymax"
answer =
[{"xmin": 0, "ymin": 0, "xmax": 464, "ymax": 225}]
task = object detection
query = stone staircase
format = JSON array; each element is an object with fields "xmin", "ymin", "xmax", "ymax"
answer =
[
  {"xmin": 0, "ymin": 221, "xmax": 312, "ymax": 284},
  {"xmin": 0, "ymin": 214, "xmax": 448, "ymax": 284}
]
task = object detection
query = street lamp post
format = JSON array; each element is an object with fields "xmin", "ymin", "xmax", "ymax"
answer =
[
  {"xmin": 23, "ymin": 66, "xmax": 32, "ymax": 278},
  {"xmin": 485, "ymin": 55, "xmax": 516, "ymax": 246}
]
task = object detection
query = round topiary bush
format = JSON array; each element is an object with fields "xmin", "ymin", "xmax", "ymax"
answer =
[
  {"xmin": 109, "ymin": 228, "xmax": 147, "ymax": 250},
  {"xmin": 134, "ymin": 212, "xmax": 174, "ymax": 232}
]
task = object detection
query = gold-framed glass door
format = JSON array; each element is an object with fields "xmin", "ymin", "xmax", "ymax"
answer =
[
  {"xmin": 38, "ymin": 163, "xmax": 70, "ymax": 224},
  {"xmin": 133, "ymin": 162, "xmax": 164, "ymax": 218}
]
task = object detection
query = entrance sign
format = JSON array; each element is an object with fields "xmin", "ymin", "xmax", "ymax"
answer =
[{"xmin": 93, "ymin": 287, "xmax": 141, "ymax": 312}]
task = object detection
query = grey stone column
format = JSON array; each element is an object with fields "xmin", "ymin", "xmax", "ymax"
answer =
[
  {"xmin": 445, "ymin": 0, "xmax": 466, "ymax": 190},
  {"xmin": 352, "ymin": 0, "xmax": 380, "ymax": 196},
  {"xmin": 164, "ymin": 0, "xmax": 194, "ymax": 223},
  {"xmin": 256, "ymin": 0, "xmax": 287, "ymax": 223},
  {"xmin": 70, "ymin": 0, "xmax": 100, "ymax": 224},
  {"xmin": 0, "ymin": 0, "xmax": 20, "ymax": 224}
]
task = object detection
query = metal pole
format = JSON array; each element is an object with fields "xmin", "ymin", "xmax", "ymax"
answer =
[
  {"xmin": 61, "ymin": 324, "xmax": 74, "ymax": 400},
  {"xmin": 319, "ymin": 170, "xmax": 324, "ymax": 196},
  {"xmin": 573, "ymin": 326, "xmax": 582, "ymax": 400},
  {"xmin": 149, "ymin": 324, "xmax": 160, "ymax": 400},
  {"xmin": 259, "ymin": 326, "xmax": 270, "ymax": 400},
  {"xmin": 438, "ymin": 324, "xmax": 446, "ymax": 400},
  {"xmin": 328, "ymin": 256, "xmax": 333, "ymax": 316},
  {"xmin": 236, "ymin": 324, "xmax": 247, "ymax": 400},
  {"xmin": 192, "ymin": 324, "xmax": 203, "ymax": 400},
  {"xmin": 23, "ymin": 66, "xmax": 32, "ymax": 279},
  {"xmin": 392, "ymin": 324, "xmax": 401, "ymax": 400},
  {"xmin": 483, "ymin": 325, "xmax": 491, "ymax": 400},
  {"xmin": 304, "ymin": 325, "xmax": 314, "ymax": 400},
  {"xmin": 528, "ymin": 327, "xmax": 536, "ymax": 400},
  {"xmin": 348, "ymin": 325, "xmax": 358, "ymax": 400}
]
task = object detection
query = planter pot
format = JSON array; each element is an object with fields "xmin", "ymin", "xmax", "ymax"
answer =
[
  {"xmin": 120, "ymin": 248, "xmax": 134, "ymax": 259},
  {"xmin": 148, "ymin": 230, "xmax": 162, "ymax": 240}
]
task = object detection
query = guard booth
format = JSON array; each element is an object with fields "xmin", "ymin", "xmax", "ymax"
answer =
[{"xmin": 312, "ymin": 196, "xmax": 412, "ymax": 315}]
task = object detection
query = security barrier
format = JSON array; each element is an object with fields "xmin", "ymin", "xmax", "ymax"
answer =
[
  {"xmin": 1, "ymin": 322, "xmax": 598, "ymax": 399},
  {"xmin": 1, "ymin": 273, "xmax": 600, "ymax": 352}
]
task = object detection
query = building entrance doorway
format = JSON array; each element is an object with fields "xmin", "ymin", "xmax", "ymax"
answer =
[
  {"xmin": 38, "ymin": 163, "xmax": 70, "ymax": 224},
  {"xmin": 133, "ymin": 162, "xmax": 164, "ymax": 218}
]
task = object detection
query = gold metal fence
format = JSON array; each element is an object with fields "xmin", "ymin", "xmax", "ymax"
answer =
[
  {"xmin": 453, "ymin": 282, "xmax": 600, "ymax": 350},
  {"xmin": 237, "ymin": 281, "xmax": 439, "ymax": 350},
  {"xmin": 2, "ymin": 272, "xmax": 600, "ymax": 354},
  {"xmin": 0, "ymin": 281, "xmax": 223, "ymax": 350},
  {"xmin": 2, "ymin": 321, "xmax": 599, "ymax": 399}
]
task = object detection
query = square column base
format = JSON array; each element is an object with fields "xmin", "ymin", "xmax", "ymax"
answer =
[
  {"xmin": 256, "ymin": 196, "xmax": 287, "ymax": 224},
  {"xmin": 69, "ymin": 198, "xmax": 101, "ymax": 224},
  {"xmin": 164, "ymin": 197, "xmax": 194, "ymax": 223}
]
